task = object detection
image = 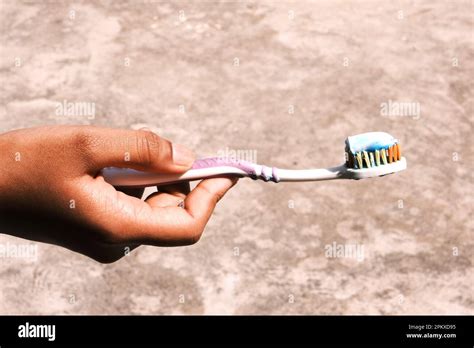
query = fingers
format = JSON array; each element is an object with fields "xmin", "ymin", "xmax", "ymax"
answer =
[
  {"xmin": 142, "ymin": 183, "xmax": 190, "ymax": 208},
  {"xmin": 86, "ymin": 177, "xmax": 238, "ymax": 247},
  {"xmin": 145, "ymin": 192, "xmax": 184, "ymax": 208},
  {"xmin": 137, "ymin": 178, "xmax": 238, "ymax": 245},
  {"xmin": 76, "ymin": 126, "xmax": 195, "ymax": 174},
  {"xmin": 184, "ymin": 177, "xmax": 238, "ymax": 222}
]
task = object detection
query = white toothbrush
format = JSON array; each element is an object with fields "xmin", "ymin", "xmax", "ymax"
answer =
[{"xmin": 102, "ymin": 131, "xmax": 407, "ymax": 187}]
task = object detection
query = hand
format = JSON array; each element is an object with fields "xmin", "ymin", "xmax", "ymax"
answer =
[{"xmin": 0, "ymin": 126, "xmax": 238, "ymax": 263}]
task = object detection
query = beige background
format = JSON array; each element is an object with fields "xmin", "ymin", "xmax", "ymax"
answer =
[{"xmin": 0, "ymin": 0, "xmax": 472, "ymax": 314}]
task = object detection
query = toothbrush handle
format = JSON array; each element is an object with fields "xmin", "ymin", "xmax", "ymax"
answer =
[
  {"xmin": 102, "ymin": 157, "xmax": 270, "ymax": 187},
  {"xmin": 102, "ymin": 165, "xmax": 250, "ymax": 187},
  {"xmin": 102, "ymin": 157, "xmax": 346, "ymax": 187}
]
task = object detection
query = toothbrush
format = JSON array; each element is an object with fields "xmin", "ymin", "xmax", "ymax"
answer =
[{"xmin": 102, "ymin": 131, "xmax": 407, "ymax": 187}]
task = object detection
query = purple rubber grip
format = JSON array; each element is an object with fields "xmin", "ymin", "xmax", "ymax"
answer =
[{"xmin": 192, "ymin": 157, "xmax": 280, "ymax": 183}]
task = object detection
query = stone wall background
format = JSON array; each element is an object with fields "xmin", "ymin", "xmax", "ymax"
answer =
[{"xmin": 0, "ymin": 0, "xmax": 472, "ymax": 314}]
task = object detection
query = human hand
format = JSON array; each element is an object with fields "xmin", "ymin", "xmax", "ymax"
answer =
[{"xmin": 0, "ymin": 126, "xmax": 238, "ymax": 263}]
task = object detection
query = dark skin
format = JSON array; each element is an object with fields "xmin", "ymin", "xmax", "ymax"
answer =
[{"xmin": 0, "ymin": 126, "xmax": 238, "ymax": 263}]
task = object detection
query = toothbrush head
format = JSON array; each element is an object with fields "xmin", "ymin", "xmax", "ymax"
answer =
[{"xmin": 344, "ymin": 131, "xmax": 407, "ymax": 179}]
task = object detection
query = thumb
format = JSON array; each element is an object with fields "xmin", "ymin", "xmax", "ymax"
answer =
[{"xmin": 77, "ymin": 126, "xmax": 195, "ymax": 174}]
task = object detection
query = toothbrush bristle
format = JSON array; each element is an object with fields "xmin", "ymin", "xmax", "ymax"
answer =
[
  {"xmin": 381, "ymin": 149, "xmax": 387, "ymax": 164},
  {"xmin": 356, "ymin": 152, "xmax": 363, "ymax": 169},
  {"xmin": 363, "ymin": 151, "xmax": 371, "ymax": 168},
  {"xmin": 345, "ymin": 132, "xmax": 403, "ymax": 169}
]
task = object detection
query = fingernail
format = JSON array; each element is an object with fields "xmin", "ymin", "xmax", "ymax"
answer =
[{"xmin": 172, "ymin": 143, "xmax": 195, "ymax": 167}]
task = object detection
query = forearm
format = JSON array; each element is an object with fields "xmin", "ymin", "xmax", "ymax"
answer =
[{"xmin": 0, "ymin": 132, "xmax": 10, "ymax": 200}]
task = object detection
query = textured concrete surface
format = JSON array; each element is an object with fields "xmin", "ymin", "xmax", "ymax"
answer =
[{"xmin": 0, "ymin": 0, "xmax": 472, "ymax": 314}]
